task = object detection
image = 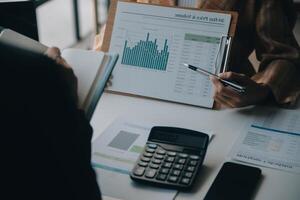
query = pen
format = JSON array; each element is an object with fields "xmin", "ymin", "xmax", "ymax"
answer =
[{"xmin": 183, "ymin": 63, "xmax": 246, "ymax": 93}]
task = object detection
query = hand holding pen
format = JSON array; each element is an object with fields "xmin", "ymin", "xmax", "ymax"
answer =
[{"xmin": 185, "ymin": 63, "xmax": 272, "ymax": 108}]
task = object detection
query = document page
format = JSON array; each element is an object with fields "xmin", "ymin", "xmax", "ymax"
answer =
[
  {"xmin": 108, "ymin": 2, "xmax": 231, "ymax": 108},
  {"xmin": 92, "ymin": 119, "xmax": 178, "ymax": 200},
  {"xmin": 178, "ymin": 0, "xmax": 198, "ymax": 8},
  {"xmin": 92, "ymin": 118, "xmax": 213, "ymax": 199},
  {"xmin": 62, "ymin": 49, "xmax": 104, "ymax": 107},
  {"xmin": 230, "ymin": 108, "xmax": 300, "ymax": 174}
]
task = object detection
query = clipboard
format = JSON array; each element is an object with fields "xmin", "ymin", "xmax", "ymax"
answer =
[{"xmin": 102, "ymin": 0, "xmax": 238, "ymax": 109}]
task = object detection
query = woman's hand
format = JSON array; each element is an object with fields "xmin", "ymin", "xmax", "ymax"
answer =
[
  {"xmin": 210, "ymin": 72, "xmax": 271, "ymax": 108},
  {"xmin": 45, "ymin": 47, "xmax": 71, "ymax": 68},
  {"xmin": 45, "ymin": 47, "xmax": 79, "ymax": 105}
]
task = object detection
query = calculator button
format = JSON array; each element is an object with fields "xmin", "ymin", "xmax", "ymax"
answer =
[
  {"xmin": 173, "ymin": 164, "xmax": 184, "ymax": 170},
  {"xmin": 180, "ymin": 178, "xmax": 190, "ymax": 185},
  {"xmin": 156, "ymin": 173, "xmax": 167, "ymax": 181},
  {"xmin": 183, "ymin": 172, "xmax": 193, "ymax": 178},
  {"xmin": 168, "ymin": 176, "xmax": 178, "ymax": 183},
  {"xmin": 143, "ymin": 152, "xmax": 153, "ymax": 158},
  {"xmin": 138, "ymin": 161, "xmax": 148, "ymax": 167},
  {"xmin": 162, "ymin": 162, "xmax": 172, "ymax": 168},
  {"xmin": 146, "ymin": 148, "xmax": 156, "ymax": 153},
  {"xmin": 141, "ymin": 157, "xmax": 151, "ymax": 162},
  {"xmin": 167, "ymin": 151, "xmax": 177, "ymax": 157},
  {"xmin": 186, "ymin": 166, "xmax": 195, "ymax": 172},
  {"xmin": 145, "ymin": 169, "xmax": 157, "ymax": 178},
  {"xmin": 176, "ymin": 158, "xmax": 186, "ymax": 164},
  {"xmin": 152, "ymin": 159, "xmax": 162, "ymax": 164},
  {"xmin": 149, "ymin": 163, "xmax": 160, "ymax": 169},
  {"xmin": 154, "ymin": 154, "xmax": 164, "ymax": 159},
  {"xmin": 133, "ymin": 166, "xmax": 145, "ymax": 176},
  {"xmin": 165, "ymin": 157, "xmax": 175, "ymax": 162},
  {"xmin": 157, "ymin": 149, "xmax": 166, "ymax": 155},
  {"xmin": 190, "ymin": 155, "xmax": 200, "ymax": 160},
  {"xmin": 147, "ymin": 143, "xmax": 157, "ymax": 149},
  {"xmin": 178, "ymin": 153, "xmax": 188, "ymax": 158},
  {"xmin": 189, "ymin": 160, "xmax": 198, "ymax": 166},
  {"xmin": 171, "ymin": 170, "xmax": 181, "ymax": 176},
  {"xmin": 159, "ymin": 168, "xmax": 170, "ymax": 174}
]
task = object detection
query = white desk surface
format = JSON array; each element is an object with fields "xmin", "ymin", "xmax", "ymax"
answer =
[{"xmin": 91, "ymin": 92, "xmax": 300, "ymax": 200}]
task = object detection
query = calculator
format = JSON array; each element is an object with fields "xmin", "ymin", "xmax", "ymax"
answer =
[{"xmin": 130, "ymin": 126, "xmax": 209, "ymax": 189}]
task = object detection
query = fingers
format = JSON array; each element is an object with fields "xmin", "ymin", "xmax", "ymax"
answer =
[
  {"xmin": 45, "ymin": 47, "xmax": 71, "ymax": 68},
  {"xmin": 45, "ymin": 47, "xmax": 61, "ymax": 60},
  {"xmin": 210, "ymin": 76, "xmax": 240, "ymax": 98},
  {"xmin": 106, "ymin": 75, "xmax": 113, "ymax": 87},
  {"xmin": 211, "ymin": 77, "xmax": 233, "ymax": 107},
  {"xmin": 218, "ymin": 72, "xmax": 248, "ymax": 84},
  {"xmin": 210, "ymin": 76, "xmax": 244, "ymax": 107},
  {"xmin": 210, "ymin": 71, "xmax": 266, "ymax": 108},
  {"xmin": 214, "ymin": 95, "xmax": 235, "ymax": 108},
  {"xmin": 56, "ymin": 57, "xmax": 71, "ymax": 68}
]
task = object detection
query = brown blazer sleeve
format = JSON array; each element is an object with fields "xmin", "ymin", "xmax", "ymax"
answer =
[
  {"xmin": 134, "ymin": 0, "xmax": 300, "ymax": 106},
  {"xmin": 198, "ymin": 0, "xmax": 300, "ymax": 106},
  {"xmin": 251, "ymin": 0, "xmax": 300, "ymax": 106}
]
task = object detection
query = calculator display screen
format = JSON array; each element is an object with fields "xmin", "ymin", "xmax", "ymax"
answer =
[{"xmin": 150, "ymin": 130, "xmax": 207, "ymax": 148}]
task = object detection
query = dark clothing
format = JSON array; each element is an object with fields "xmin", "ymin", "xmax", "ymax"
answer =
[
  {"xmin": 0, "ymin": 42, "xmax": 101, "ymax": 200},
  {"xmin": 0, "ymin": 1, "xmax": 39, "ymax": 40}
]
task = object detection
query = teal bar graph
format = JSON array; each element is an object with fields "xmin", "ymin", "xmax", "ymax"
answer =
[{"xmin": 121, "ymin": 33, "xmax": 169, "ymax": 71}]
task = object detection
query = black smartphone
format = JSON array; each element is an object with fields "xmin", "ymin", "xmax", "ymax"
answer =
[{"xmin": 204, "ymin": 162, "xmax": 261, "ymax": 200}]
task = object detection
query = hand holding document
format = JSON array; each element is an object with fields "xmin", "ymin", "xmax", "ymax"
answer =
[
  {"xmin": 0, "ymin": 28, "xmax": 118, "ymax": 120},
  {"xmin": 105, "ymin": 1, "xmax": 237, "ymax": 108},
  {"xmin": 62, "ymin": 49, "xmax": 118, "ymax": 120}
]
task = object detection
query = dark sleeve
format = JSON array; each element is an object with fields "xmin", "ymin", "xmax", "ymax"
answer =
[
  {"xmin": 0, "ymin": 1, "xmax": 39, "ymax": 40},
  {"xmin": 33, "ymin": 56, "xmax": 102, "ymax": 200},
  {"xmin": 1, "ymin": 42, "xmax": 101, "ymax": 200}
]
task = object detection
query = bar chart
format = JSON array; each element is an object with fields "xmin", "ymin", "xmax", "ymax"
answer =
[
  {"xmin": 108, "ymin": 2, "xmax": 231, "ymax": 107},
  {"xmin": 121, "ymin": 33, "xmax": 170, "ymax": 71}
]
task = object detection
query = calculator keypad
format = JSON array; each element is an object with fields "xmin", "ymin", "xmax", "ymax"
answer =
[
  {"xmin": 131, "ymin": 142, "xmax": 205, "ymax": 188},
  {"xmin": 133, "ymin": 166, "xmax": 145, "ymax": 176}
]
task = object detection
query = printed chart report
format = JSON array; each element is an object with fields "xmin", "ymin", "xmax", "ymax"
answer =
[
  {"xmin": 108, "ymin": 2, "xmax": 231, "ymax": 107},
  {"xmin": 230, "ymin": 108, "xmax": 300, "ymax": 174}
]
